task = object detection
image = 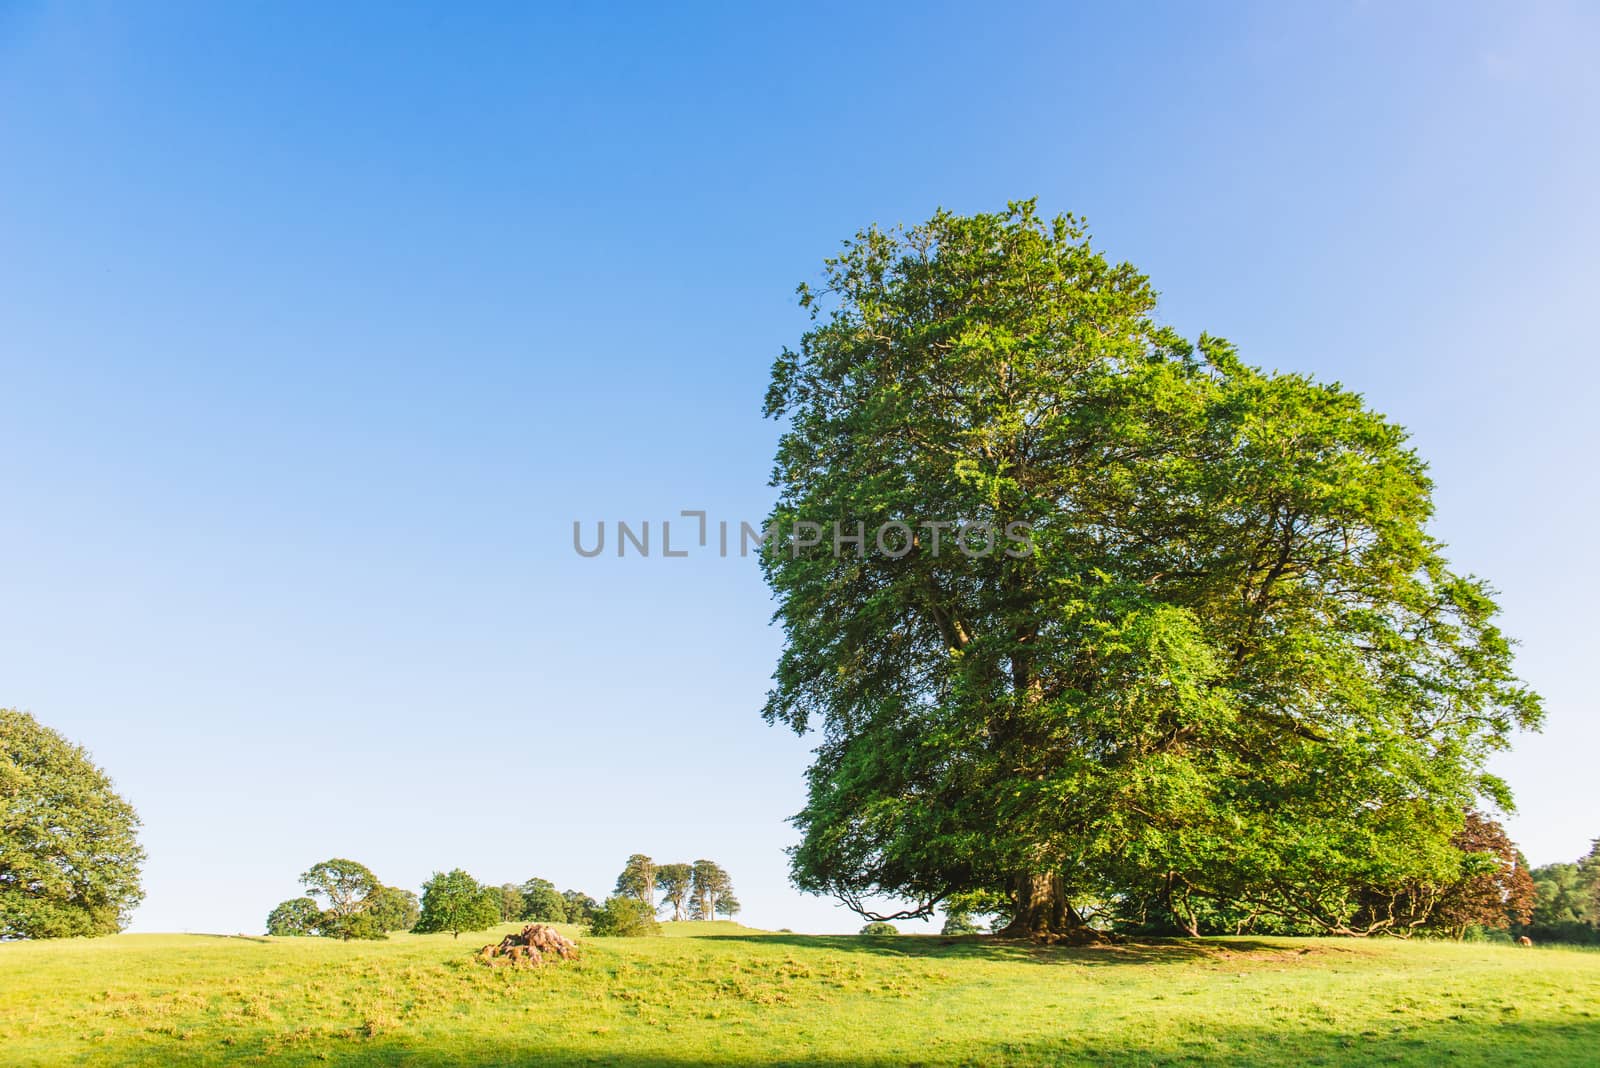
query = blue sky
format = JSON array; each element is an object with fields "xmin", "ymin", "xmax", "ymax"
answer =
[{"xmin": 1, "ymin": 2, "xmax": 1596, "ymax": 934}]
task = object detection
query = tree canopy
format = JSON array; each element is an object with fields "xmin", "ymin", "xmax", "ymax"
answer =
[
  {"xmin": 0, "ymin": 709, "xmax": 145, "ymax": 938},
  {"xmin": 761, "ymin": 202, "xmax": 1541, "ymax": 937}
]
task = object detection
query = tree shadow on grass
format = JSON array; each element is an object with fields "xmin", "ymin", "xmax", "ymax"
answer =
[{"xmin": 700, "ymin": 930, "xmax": 1315, "ymax": 968}]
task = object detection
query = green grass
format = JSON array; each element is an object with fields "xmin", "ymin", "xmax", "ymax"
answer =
[{"xmin": 4, "ymin": 921, "xmax": 1598, "ymax": 1065}]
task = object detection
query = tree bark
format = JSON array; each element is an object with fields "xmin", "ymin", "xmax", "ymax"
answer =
[{"xmin": 998, "ymin": 872, "xmax": 1093, "ymax": 939}]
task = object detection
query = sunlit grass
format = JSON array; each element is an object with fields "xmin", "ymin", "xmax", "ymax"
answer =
[{"xmin": 4, "ymin": 922, "xmax": 1598, "ymax": 1065}]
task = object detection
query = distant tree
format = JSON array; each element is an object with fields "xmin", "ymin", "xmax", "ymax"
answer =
[
  {"xmin": 1529, "ymin": 863, "xmax": 1590, "ymax": 927},
  {"xmin": 656, "ymin": 863, "xmax": 694, "ymax": 921},
  {"xmin": 562, "ymin": 889, "xmax": 599, "ymax": 925},
  {"xmin": 0, "ymin": 709, "xmax": 146, "ymax": 938},
  {"xmin": 414, "ymin": 869, "xmax": 501, "ymax": 939},
  {"xmin": 300, "ymin": 859, "xmax": 383, "ymax": 941},
  {"xmin": 1523, "ymin": 840, "xmax": 1600, "ymax": 944},
  {"xmin": 941, "ymin": 911, "xmax": 982, "ymax": 936},
  {"xmin": 496, "ymin": 883, "xmax": 526, "ymax": 923},
  {"xmin": 860, "ymin": 922, "xmax": 898, "ymax": 936},
  {"xmin": 1582, "ymin": 840, "xmax": 1600, "ymax": 920},
  {"xmin": 520, "ymin": 878, "xmax": 568, "ymax": 923},
  {"xmin": 615, "ymin": 855, "xmax": 656, "ymax": 907},
  {"xmin": 588, "ymin": 895, "xmax": 661, "ymax": 937},
  {"xmin": 266, "ymin": 897, "xmax": 324, "ymax": 936},
  {"xmin": 367, "ymin": 885, "xmax": 421, "ymax": 932},
  {"xmin": 691, "ymin": 860, "xmax": 738, "ymax": 921}
]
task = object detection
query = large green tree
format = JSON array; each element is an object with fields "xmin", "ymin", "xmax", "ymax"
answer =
[
  {"xmin": 0, "ymin": 710, "xmax": 145, "ymax": 938},
  {"xmin": 761, "ymin": 202, "xmax": 1541, "ymax": 938}
]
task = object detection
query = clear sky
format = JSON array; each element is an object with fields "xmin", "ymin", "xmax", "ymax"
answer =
[{"xmin": 1, "ymin": 2, "xmax": 1595, "ymax": 934}]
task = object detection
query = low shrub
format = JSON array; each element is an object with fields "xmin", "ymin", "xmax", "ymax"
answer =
[{"xmin": 589, "ymin": 896, "xmax": 661, "ymax": 937}]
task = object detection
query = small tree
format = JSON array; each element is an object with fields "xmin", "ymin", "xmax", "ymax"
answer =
[
  {"xmin": 941, "ymin": 911, "xmax": 982, "ymax": 936},
  {"xmin": 301, "ymin": 859, "xmax": 382, "ymax": 941},
  {"xmin": 589, "ymin": 895, "xmax": 661, "ymax": 936},
  {"xmin": 414, "ymin": 869, "xmax": 501, "ymax": 939},
  {"xmin": 0, "ymin": 710, "xmax": 145, "ymax": 938},
  {"xmin": 860, "ymin": 921, "xmax": 898, "ymax": 936},
  {"xmin": 521, "ymin": 878, "xmax": 568, "ymax": 923},
  {"xmin": 656, "ymin": 863, "xmax": 694, "ymax": 921},
  {"xmin": 266, "ymin": 897, "xmax": 324, "ymax": 936}
]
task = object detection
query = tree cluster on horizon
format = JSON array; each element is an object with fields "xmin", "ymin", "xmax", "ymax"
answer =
[
  {"xmin": 267, "ymin": 864, "xmax": 601, "ymax": 940},
  {"xmin": 613, "ymin": 855, "xmax": 739, "ymax": 923}
]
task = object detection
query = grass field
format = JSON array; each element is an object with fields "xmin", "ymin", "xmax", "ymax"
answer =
[{"xmin": 4, "ymin": 921, "xmax": 1598, "ymax": 1066}]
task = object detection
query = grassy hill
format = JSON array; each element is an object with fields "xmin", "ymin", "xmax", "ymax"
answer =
[{"xmin": 4, "ymin": 921, "xmax": 1598, "ymax": 1066}]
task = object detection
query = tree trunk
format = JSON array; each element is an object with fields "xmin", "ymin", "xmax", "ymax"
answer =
[
  {"xmin": 998, "ymin": 872, "xmax": 1102, "ymax": 942},
  {"xmin": 1000, "ymin": 872, "xmax": 1068, "ymax": 936}
]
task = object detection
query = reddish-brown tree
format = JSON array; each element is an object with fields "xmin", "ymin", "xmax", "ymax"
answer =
[{"xmin": 1429, "ymin": 812, "xmax": 1536, "ymax": 939}]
